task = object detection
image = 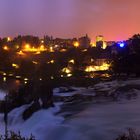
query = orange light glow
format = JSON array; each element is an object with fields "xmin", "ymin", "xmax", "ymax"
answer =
[
  {"xmin": 7, "ymin": 37, "xmax": 11, "ymax": 42},
  {"xmin": 49, "ymin": 47, "xmax": 54, "ymax": 52},
  {"xmin": 12, "ymin": 63, "xmax": 19, "ymax": 69},
  {"xmin": 3, "ymin": 46, "xmax": 9, "ymax": 51},
  {"xmin": 102, "ymin": 42, "xmax": 107, "ymax": 49},
  {"xmin": 17, "ymin": 51, "xmax": 25, "ymax": 55},
  {"xmin": 24, "ymin": 44, "xmax": 30, "ymax": 50},
  {"xmin": 73, "ymin": 41, "xmax": 80, "ymax": 48},
  {"xmin": 85, "ymin": 62, "xmax": 110, "ymax": 72},
  {"xmin": 90, "ymin": 42, "xmax": 96, "ymax": 47},
  {"xmin": 69, "ymin": 59, "xmax": 75, "ymax": 64},
  {"xmin": 62, "ymin": 67, "xmax": 71, "ymax": 74},
  {"xmin": 23, "ymin": 44, "xmax": 46, "ymax": 52},
  {"xmin": 48, "ymin": 60, "xmax": 55, "ymax": 64}
]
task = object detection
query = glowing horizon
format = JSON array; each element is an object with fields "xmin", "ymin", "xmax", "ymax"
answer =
[{"xmin": 0, "ymin": 0, "xmax": 139, "ymax": 41}]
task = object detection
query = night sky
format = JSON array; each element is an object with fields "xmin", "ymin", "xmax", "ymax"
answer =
[{"xmin": 0, "ymin": 0, "xmax": 139, "ymax": 41}]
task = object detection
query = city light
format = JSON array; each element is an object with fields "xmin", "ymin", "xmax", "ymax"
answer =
[
  {"xmin": 16, "ymin": 76, "xmax": 21, "ymax": 79},
  {"xmin": 49, "ymin": 47, "xmax": 54, "ymax": 52},
  {"xmin": 73, "ymin": 41, "xmax": 80, "ymax": 48},
  {"xmin": 16, "ymin": 45, "xmax": 19, "ymax": 49},
  {"xmin": 69, "ymin": 59, "xmax": 75, "ymax": 64},
  {"xmin": 9, "ymin": 73, "xmax": 14, "ymax": 76},
  {"xmin": 3, "ymin": 46, "xmax": 9, "ymax": 51},
  {"xmin": 60, "ymin": 49, "xmax": 67, "ymax": 52},
  {"xmin": 32, "ymin": 61, "xmax": 38, "ymax": 65},
  {"xmin": 23, "ymin": 44, "xmax": 46, "ymax": 52},
  {"xmin": 41, "ymin": 40, "xmax": 44, "ymax": 43},
  {"xmin": 3, "ymin": 73, "xmax": 6, "ymax": 76},
  {"xmin": 48, "ymin": 60, "xmax": 55, "ymax": 64},
  {"xmin": 118, "ymin": 42, "xmax": 125, "ymax": 48},
  {"xmin": 82, "ymin": 49, "xmax": 87, "ymax": 52},
  {"xmin": 62, "ymin": 67, "xmax": 71, "ymax": 74},
  {"xmin": 39, "ymin": 45, "xmax": 46, "ymax": 51},
  {"xmin": 51, "ymin": 76, "xmax": 54, "ymax": 79},
  {"xmin": 102, "ymin": 42, "xmax": 107, "ymax": 49},
  {"xmin": 17, "ymin": 51, "xmax": 25, "ymax": 56},
  {"xmin": 90, "ymin": 42, "xmax": 96, "ymax": 47},
  {"xmin": 24, "ymin": 78, "xmax": 28, "ymax": 81},
  {"xmin": 85, "ymin": 66, "xmax": 96, "ymax": 72},
  {"xmin": 35, "ymin": 51, "xmax": 41, "ymax": 54},
  {"xmin": 12, "ymin": 63, "xmax": 19, "ymax": 69},
  {"xmin": 67, "ymin": 74, "xmax": 72, "ymax": 77},
  {"xmin": 7, "ymin": 37, "xmax": 11, "ymax": 42},
  {"xmin": 85, "ymin": 62, "xmax": 110, "ymax": 72},
  {"xmin": 3, "ymin": 77, "xmax": 6, "ymax": 82},
  {"xmin": 25, "ymin": 44, "xmax": 30, "ymax": 50}
]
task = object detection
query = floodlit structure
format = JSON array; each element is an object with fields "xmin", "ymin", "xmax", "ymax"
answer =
[
  {"xmin": 85, "ymin": 62, "xmax": 110, "ymax": 72},
  {"xmin": 22, "ymin": 44, "xmax": 47, "ymax": 52}
]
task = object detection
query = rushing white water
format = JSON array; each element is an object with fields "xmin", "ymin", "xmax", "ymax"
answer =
[
  {"xmin": 0, "ymin": 103, "xmax": 64, "ymax": 140},
  {"xmin": 1, "ymin": 79, "xmax": 140, "ymax": 140}
]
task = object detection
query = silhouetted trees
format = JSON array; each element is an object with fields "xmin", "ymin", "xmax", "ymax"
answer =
[{"xmin": 111, "ymin": 34, "xmax": 140, "ymax": 76}]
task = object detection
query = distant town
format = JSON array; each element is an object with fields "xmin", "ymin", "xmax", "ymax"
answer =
[{"xmin": 0, "ymin": 34, "xmax": 140, "ymax": 85}]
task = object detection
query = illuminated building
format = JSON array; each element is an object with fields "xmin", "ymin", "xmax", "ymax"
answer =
[
  {"xmin": 96, "ymin": 35, "xmax": 108, "ymax": 49},
  {"xmin": 90, "ymin": 42, "xmax": 96, "ymax": 47},
  {"xmin": 96, "ymin": 35, "xmax": 104, "ymax": 49},
  {"xmin": 62, "ymin": 67, "xmax": 71, "ymax": 74},
  {"xmin": 22, "ymin": 44, "xmax": 47, "ymax": 52},
  {"xmin": 79, "ymin": 34, "xmax": 91, "ymax": 48},
  {"xmin": 62, "ymin": 67, "xmax": 73, "ymax": 77},
  {"xmin": 102, "ymin": 41, "xmax": 107, "ymax": 49},
  {"xmin": 85, "ymin": 62, "xmax": 110, "ymax": 72},
  {"xmin": 96, "ymin": 35, "xmax": 104, "ymax": 42}
]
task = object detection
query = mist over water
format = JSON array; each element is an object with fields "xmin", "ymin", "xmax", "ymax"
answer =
[{"xmin": 1, "ymin": 80, "xmax": 140, "ymax": 140}]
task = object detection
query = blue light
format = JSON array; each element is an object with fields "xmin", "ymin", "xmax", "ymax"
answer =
[{"xmin": 118, "ymin": 42, "xmax": 125, "ymax": 48}]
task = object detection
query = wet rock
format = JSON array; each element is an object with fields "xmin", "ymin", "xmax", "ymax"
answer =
[
  {"xmin": 58, "ymin": 87, "xmax": 76, "ymax": 93},
  {"xmin": 41, "ymin": 98, "xmax": 54, "ymax": 109},
  {"xmin": 64, "ymin": 94, "xmax": 94, "ymax": 103},
  {"xmin": 22, "ymin": 101, "xmax": 41, "ymax": 120}
]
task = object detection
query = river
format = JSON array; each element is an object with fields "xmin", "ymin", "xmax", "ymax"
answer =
[{"xmin": 0, "ymin": 79, "xmax": 140, "ymax": 140}]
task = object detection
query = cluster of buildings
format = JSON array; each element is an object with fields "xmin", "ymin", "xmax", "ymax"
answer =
[
  {"xmin": 42, "ymin": 34, "xmax": 116, "ymax": 50},
  {"xmin": 0, "ymin": 35, "xmax": 128, "ymax": 78},
  {"xmin": 0, "ymin": 34, "xmax": 121, "ymax": 53}
]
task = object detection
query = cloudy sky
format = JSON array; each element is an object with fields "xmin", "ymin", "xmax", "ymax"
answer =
[{"xmin": 0, "ymin": 0, "xmax": 140, "ymax": 41}]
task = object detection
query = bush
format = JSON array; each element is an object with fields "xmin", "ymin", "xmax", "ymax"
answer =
[
  {"xmin": 0, "ymin": 131, "xmax": 35, "ymax": 140},
  {"xmin": 116, "ymin": 128, "xmax": 140, "ymax": 140}
]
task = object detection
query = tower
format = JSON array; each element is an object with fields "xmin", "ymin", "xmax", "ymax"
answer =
[{"xmin": 96, "ymin": 35, "xmax": 104, "ymax": 49}]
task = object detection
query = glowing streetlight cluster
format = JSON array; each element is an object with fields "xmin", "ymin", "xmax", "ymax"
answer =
[
  {"xmin": 3, "ymin": 46, "xmax": 9, "ymax": 51},
  {"xmin": 61, "ymin": 67, "xmax": 73, "ymax": 77},
  {"xmin": 85, "ymin": 62, "xmax": 110, "ymax": 72},
  {"xmin": 69, "ymin": 59, "xmax": 75, "ymax": 64},
  {"xmin": 118, "ymin": 42, "xmax": 125, "ymax": 48},
  {"xmin": 12, "ymin": 63, "xmax": 19, "ymax": 69},
  {"xmin": 73, "ymin": 41, "xmax": 80, "ymax": 48},
  {"xmin": 23, "ymin": 44, "xmax": 47, "ymax": 52}
]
